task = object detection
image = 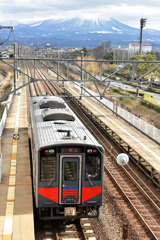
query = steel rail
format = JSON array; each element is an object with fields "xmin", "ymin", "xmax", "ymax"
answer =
[
  {"xmin": 31, "ymin": 63, "xmax": 160, "ymax": 239},
  {"xmin": 60, "ymin": 89, "xmax": 160, "ymax": 239},
  {"xmin": 104, "ymin": 163, "xmax": 159, "ymax": 240}
]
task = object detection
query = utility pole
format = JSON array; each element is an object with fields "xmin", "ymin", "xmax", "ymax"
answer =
[
  {"xmin": 57, "ymin": 52, "xmax": 59, "ymax": 82},
  {"xmin": 14, "ymin": 43, "xmax": 17, "ymax": 92},
  {"xmin": 80, "ymin": 51, "xmax": 84, "ymax": 99},
  {"xmin": 139, "ymin": 18, "xmax": 147, "ymax": 54}
]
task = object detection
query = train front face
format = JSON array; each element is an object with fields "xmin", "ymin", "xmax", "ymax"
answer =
[{"xmin": 37, "ymin": 144, "xmax": 104, "ymax": 220}]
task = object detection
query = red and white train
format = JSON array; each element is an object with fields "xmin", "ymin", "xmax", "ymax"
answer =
[{"xmin": 29, "ymin": 95, "xmax": 104, "ymax": 220}]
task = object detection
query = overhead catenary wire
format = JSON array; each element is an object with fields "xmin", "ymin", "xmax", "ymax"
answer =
[{"xmin": 0, "ymin": 27, "xmax": 16, "ymax": 45}]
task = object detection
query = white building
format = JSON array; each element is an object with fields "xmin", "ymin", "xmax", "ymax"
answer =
[{"xmin": 128, "ymin": 43, "xmax": 152, "ymax": 57}]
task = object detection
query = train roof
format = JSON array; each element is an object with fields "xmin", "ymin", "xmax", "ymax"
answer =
[{"xmin": 30, "ymin": 95, "xmax": 103, "ymax": 150}]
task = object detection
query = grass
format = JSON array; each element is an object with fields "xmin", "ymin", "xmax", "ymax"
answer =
[
  {"xmin": 121, "ymin": 88, "xmax": 160, "ymax": 107},
  {"xmin": 143, "ymin": 92, "xmax": 160, "ymax": 106},
  {"xmin": 85, "ymin": 81, "xmax": 160, "ymax": 128},
  {"xmin": 0, "ymin": 61, "xmax": 13, "ymax": 76},
  {"xmin": 147, "ymin": 86, "xmax": 160, "ymax": 93},
  {"xmin": 111, "ymin": 89, "xmax": 160, "ymax": 128}
]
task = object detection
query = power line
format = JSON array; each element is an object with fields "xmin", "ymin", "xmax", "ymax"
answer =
[{"xmin": 0, "ymin": 25, "xmax": 15, "ymax": 45}]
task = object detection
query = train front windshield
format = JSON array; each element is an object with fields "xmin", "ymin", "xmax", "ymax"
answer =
[
  {"xmin": 40, "ymin": 147, "xmax": 102, "ymax": 182},
  {"xmin": 40, "ymin": 149, "xmax": 56, "ymax": 182},
  {"xmin": 85, "ymin": 149, "xmax": 101, "ymax": 181}
]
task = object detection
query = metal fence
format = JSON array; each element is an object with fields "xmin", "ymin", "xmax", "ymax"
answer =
[
  {"xmin": 98, "ymin": 96, "xmax": 160, "ymax": 144},
  {"xmin": 0, "ymin": 92, "xmax": 13, "ymax": 183},
  {"xmin": 116, "ymin": 105, "xmax": 160, "ymax": 143},
  {"xmin": 76, "ymin": 84, "xmax": 160, "ymax": 144}
]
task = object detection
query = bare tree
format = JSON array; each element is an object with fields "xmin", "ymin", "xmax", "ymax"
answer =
[{"xmin": 91, "ymin": 41, "xmax": 111, "ymax": 59}]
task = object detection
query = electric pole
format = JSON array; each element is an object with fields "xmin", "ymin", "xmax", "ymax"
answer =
[
  {"xmin": 14, "ymin": 43, "xmax": 17, "ymax": 92},
  {"xmin": 139, "ymin": 18, "xmax": 147, "ymax": 54}
]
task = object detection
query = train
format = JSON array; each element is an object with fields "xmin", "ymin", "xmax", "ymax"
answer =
[{"xmin": 29, "ymin": 94, "xmax": 104, "ymax": 220}]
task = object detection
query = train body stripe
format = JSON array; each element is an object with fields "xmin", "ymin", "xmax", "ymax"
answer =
[
  {"xmin": 39, "ymin": 187, "xmax": 102, "ymax": 203},
  {"xmin": 82, "ymin": 186, "xmax": 102, "ymax": 203},
  {"xmin": 38, "ymin": 187, "xmax": 59, "ymax": 203}
]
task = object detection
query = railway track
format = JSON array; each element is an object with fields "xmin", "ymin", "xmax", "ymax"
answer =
[
  {"xmin": 25, "ymin": 62, "xmax": 98, "ymax": 240},
  {"xmin": 25, "ymin": 61, "xmax": 160, "ymax": 239},
  {"xmin": 36, "ymin": 218, "xmax": 97, "ymax": 240},
  {"xmin": 61, "ymin": 91, "xmax": 160, "ymax": 239},
  {"xmin": 65, "ymin": 92, "xmax": 160, "ymax": 239}
]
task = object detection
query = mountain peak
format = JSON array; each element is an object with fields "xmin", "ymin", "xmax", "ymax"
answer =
[{"xmin": 2, "ymin": 17, "xmax": 159, "ymax": 49}]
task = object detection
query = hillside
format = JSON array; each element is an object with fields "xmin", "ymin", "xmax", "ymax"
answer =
[{"xmin": 0, "ymin": 18, "xmax": 160, "ymax": 49}]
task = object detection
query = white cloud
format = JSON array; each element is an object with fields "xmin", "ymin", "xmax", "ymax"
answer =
[{"xmin": 0, "ymin": 1, "xmax": 160, "ymax": 30}]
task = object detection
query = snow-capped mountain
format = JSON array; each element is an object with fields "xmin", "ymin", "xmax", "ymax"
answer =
[{"xmin": 1, "ymin": 18, "xmax": 160, "ymax": 49}]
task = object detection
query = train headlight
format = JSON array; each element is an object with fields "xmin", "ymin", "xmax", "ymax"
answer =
[
  {"xmin": 44, "ymin": 149, "xmax": 55, "ymax": 154},
  {"xmin": 87, "ymin": 149, "xmax": 92, "ymax": 153},
  {"xmin": 87, "ymin": 149, "xmax": 97, "ymax": 153}
]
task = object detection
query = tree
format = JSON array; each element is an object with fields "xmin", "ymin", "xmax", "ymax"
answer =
[
  {"xmin": 81, "ymin": 47, "xmax": 88, "ymax": 56},
  {"xmin": 154, "ymin": 51, "xmax": 160, "ymax": 61},
  {"xmin": 103, "ymin": 52, "xmax": 113, "ymax": 64},
  {"xmin": 129, "ymin": 53, "xmax": 160, "ymax": 80},
  {"xmin": 69, "ymin": 47, "xmax": 88, "ymax": 59},
  {"xmin": 103, "ymin": 51, "xmax": 113, "ymax": 60},
  {"xmin": 91, "ymin": 41, "xmax": 111, "ymax": 59}
]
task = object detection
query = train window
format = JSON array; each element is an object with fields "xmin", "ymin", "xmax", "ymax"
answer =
[
  {"xmin": 40, "ymin": 155, "xmax": 56, "ymax": 182},
  {"xmin": 64, "ymin": 162, "xmax": 77, "ymax": 181},
  {"xmin": 85, "ymin": 156, "xmax": 101, "ymax": 181}
]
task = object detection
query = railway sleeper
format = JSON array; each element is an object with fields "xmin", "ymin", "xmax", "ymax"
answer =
[{"xmin": 64, "ymin": 88, "xmax": 160, "ymax": 188}]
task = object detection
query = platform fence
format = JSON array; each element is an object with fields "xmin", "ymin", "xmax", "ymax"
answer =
[
  {"xmin": 76, "ymin": 84, "xmax": 160, "ymax": 144},
  {"xmin": 99, "ymin": 96, "xmax": 160, "ymax": 144}
]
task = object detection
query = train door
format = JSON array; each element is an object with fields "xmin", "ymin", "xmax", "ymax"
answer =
[{"xmin": 59, "ymin": 155, "xmax": 82, "ymax": 204}]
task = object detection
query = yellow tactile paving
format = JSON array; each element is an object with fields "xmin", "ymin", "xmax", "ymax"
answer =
[
  {"xmin": 11, "ymin": 153, "xmax": 17, "ymax": 160},
  {"xmin": 12, "ymin": 139, "xmax": 17, "ymax": 144},
  {"xmin": 2, "ymin": 235, "xmax": 12, "ymax": 240},
  {"xmin": 10, "ymin": 167, "xmax": 16, "ymax": 175},
  {"xmin": 7, "ymin": 187, "xmax": 15, "ymax": 200},
  {"xmin": 9, "ymin": 176, "xmax": 16, "ymax": 185},
  {"xmin": 0, "ymin": 86, "xmax": 35, "ymax": 240},
  {"xmin": 2, "ymin": 91, "xmax": 21, "ymax": 240},
  {"xmin": 12, "ymin": 145, "xmax": 17, "ymax": 153}
]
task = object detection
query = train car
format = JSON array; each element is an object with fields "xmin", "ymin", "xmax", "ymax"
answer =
[{"xmin": 29, "ymin": 95, "xmax": 104, "ymax": 220}]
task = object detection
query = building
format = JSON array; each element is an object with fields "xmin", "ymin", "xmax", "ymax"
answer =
[{"xmin": 128, "ymin": 43, "xmax": 152, "ymax": 57}]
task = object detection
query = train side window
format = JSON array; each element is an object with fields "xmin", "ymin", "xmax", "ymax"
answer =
[
  {"xmin": 85, "ymin": 156, "xmax": 101, "ymax": 181},
  {"xmin": 64, "ymin": 162, "xmax": 77, "ymax": 181},
  {"xmin": 40, "ymin": 156, "xmax": 56, "ymax": 181}
]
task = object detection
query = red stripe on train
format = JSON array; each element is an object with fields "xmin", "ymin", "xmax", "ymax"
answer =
[
  {"xmin": 38, "ymin": 187, "xmax": 59, "ymax": 203},
  {"xmin": 82, "ymin": 186, "xmax": 102, "ymax": 203},
  {"xmin": 38, "ymin": 186, "xmax": 102, "ymax": 203}
]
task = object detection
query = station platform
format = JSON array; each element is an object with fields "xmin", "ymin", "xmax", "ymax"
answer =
[
  {"xmin": 0, "ymin": 87, "xmax": 35, "ymax": 240},
  {"xmin": 67, "ymin": 84, "xmax": 160, "ymax": 174}
]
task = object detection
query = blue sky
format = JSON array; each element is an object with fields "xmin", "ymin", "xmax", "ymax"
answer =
[{"xmin": 0, "ymin": 0, "xmax": 160, "ymax": 29}]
